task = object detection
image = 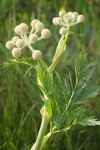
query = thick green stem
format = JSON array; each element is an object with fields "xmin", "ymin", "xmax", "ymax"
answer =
[
  {"xmin": 40, "ymin": 126, "xmax": 57, "ymax": 150},
  {"xmin": 31, "ymin": 112, "xmax": 49, "ymax": 150}
]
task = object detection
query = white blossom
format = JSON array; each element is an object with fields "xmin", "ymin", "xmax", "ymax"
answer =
[
  {"xmin": 32, "ymin": 50, "xmax": 42, "ymax": 60},
  {"xmin": 12, "ymin": 48, "xmax": 21, "ymax": 58}
]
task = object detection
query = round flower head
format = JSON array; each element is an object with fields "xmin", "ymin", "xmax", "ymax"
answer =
[
  {"xmin": 16, "ymin": 39, "xmax": 24, "ymax": 48},
  {"xmin": 35, "ymin": 22, "xmax": 44, "ymax": 31},
  {"xmin": 31, "ymin": 19, "xmax": 39, "ymax": 28},
  {"xmin": 18, "ymin": 23, "xmax": 28, "ymax": 34},
  {"xmin": 59, "ymin": 27, "xmax": 67, "ymax": 35},
  {"xmin": 65, "ymin": 17, "xmax": 72, "ymax": 24},
  {"xmin": 67, "ymin": 12, "xmax": 73, "ymax": 17},
  {"xmin": 63, "ymin": 14, "xmax": 70, "ymax": 21},
  {"xmin": 12, "ymin": 48, "xmax": 21, "ymax": 58},
  {"xmin": 77, "ymin": 15, "xmax": 85, "ymax": 22},
  {"xmin": 41, "ymin": 29, "xmax": 51, "ymax": 39},
  {"xmin": 14, "ymin": 26, "xmax": 20, "ymax": 35},
  {"xmin": 52, "ymin": 18, "xmax": 58, "ymax": 25},
  {"xmin": 59, "ymin": 10, "xmax": 66, "ymax": 16},
  {"xmin": 12, "ymin": 36, "xmax": 20, "ymax": 45},
  {"xmin": 72, "ymin": 12, "xmax": 79, "ymax": 19},
  {"xmin": 56, "ymin": 17, "xmax": 63, "ymax": 25},
  {"xmin": 5, "ymin": 41, "xmax": 15, "ymax": 50},
  {"xmin": 32, "ymin": 50, "xmax": 42, "ymax": 60},
  {"xmin": 29, "ymin": 34, "xmax": 38, "ymax": 43}
]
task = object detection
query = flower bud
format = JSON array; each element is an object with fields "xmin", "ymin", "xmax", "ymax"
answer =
[
  {"xmin": 31, "ymin": 19, "xmax": 39, "ymax": 28},
  {"xmin": 56, "ymin": 17, "xmax": 63, "ymax": 25},
  {"xmin": 5, "ymin": 41, "xmax": 15, "ymax": 49},
  {"xmin": 77, "ymin": 15, "xmax": 85, "ymax": 22},
  {"xmin": 63, "ymin": 14, "xmax": 70, "ymax": 21},
  {"xmin": 32, "ymin": 50, "xmax": 42, "ymax": 60},
  {"xmin": 65, "ymin": 17, "xmax": 72, "ymax": 24},
  {"xmin": 16, "ymin": 39, "xmax": 24, "ymax": 48},
  {"xmin": 14, "ymin": 26, "xmax": 20, "ymax": 35},
  {"xmin": 52, "ymin": 18, "xmax": 58, "ymax": 25},
  {"xmin": 35, "ymin": 22, "xmax": 44, "ymax": 31},
  {"xmin": 12, "ymin": 48, "xmax": 21, "ymax": 58},
  {"xmin": 59, "ymin": 10, "xmax": 66, "ymax": 16},
  {"xmin": 67, "ymin": 12, "xmax": 73, "ymax": 17},
  {"xmin": 29, "ymin": 34, "xmax": 38, "ymax": 43},
  {"xmin": 41, "ymin": 29, "xmax": 51, "ymax": 39},
  {"xmin": 12, "ymin": 36, "xmax": 20, "ymax": 45},
  {"xmin": 59, "ymin": 27, "xmax": 67, "ymax": 35},
  {"xmin": 18, "ymin": 23, "xmax": 28, "ymax": 34},
  {"xmin": 72, "ymin": 12, "xmax": 79, "ymax": 19}
]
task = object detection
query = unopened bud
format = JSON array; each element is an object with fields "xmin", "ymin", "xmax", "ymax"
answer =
[
  {"xmin": 12, "ymin": 48, "xmax": 21, "ymax": 58},
  {"xmin": 65, "ymin": 17, "xmax": 72, "ymax": 24},
  {"xmin": 35, "ymin": 22, "xmax": 44, "ymax": 31},
  {"xmin": 59, "ymin": 10, "xmax": 66, "ymax": 16},
  {"xmin": 52, "ymin": 18, "xmax": 58, "ymax": 25},
  {"xmin": 12, "ymin": 36, "xmax": 20, "ymax": 45},
  {"xmin": 14, "ymin": 26, "xmax": 20, "ymax": 35},
  {"xmin": 77, "ymin": 15, "xmax": 85, "ymax": 22},
  {"xmin": 16, "ymin": 39, "xmax": 24, "ymax": 48},
  {"xmin": 59, "ymin": 27, "xmax": 67, "ymax": 35},
  {"xmin": 5, "ymin": 41, "xmax": 15, "ymax": 49},
  {"xmin": 29, "ymin": 34, "xmax": 38, "ymax": 43},
  {"xmin": 63, "ymin": 14, "xmax": 70, "ymax": 21},
  {"xmin": 18, "ymin": 23, "xmax": 28, "ymax": 34},
  {"xmin": 41, "ymin": 29, "xmax": 51, "ymax": 39},
  {"xmin": 31, "ymin": 19, "xmax": 39, "ymax": 28},
  {"xmin": 72, "ymin": 12, "xmax": 79, "ymax": 19},
  {"xmin": 67, "ymin": 12, "xmax": 73, "ymax": 17},
  {"xmin": 32, "ymin": 50, "xmax": 42, "ymax": 60},
  {"xmin": 56, "ymin": 17, "xmax": 63, "ymax": 25}
]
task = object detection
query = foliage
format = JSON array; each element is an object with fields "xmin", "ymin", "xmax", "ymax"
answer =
[{"xmin": 0, "ymin": 0, "xmax": 100, "ymax": 150}]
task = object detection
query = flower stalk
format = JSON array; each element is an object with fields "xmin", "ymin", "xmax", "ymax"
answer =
[{"xmin": 31, "ymin": 108, "xmax": 50, "ymax": 150}]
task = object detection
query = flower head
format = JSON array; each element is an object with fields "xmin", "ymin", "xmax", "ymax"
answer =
[
  {"xmin": 5, "ymin": 41, "xmax": 15, "ymax": 49},
  {"xmin": 6, "ymin": 19, "xmax": 51, "ymax": 59},
  {"xmin": 32, "ymin": 50, "xmax": 42, "ymax": 60},
  {"xmin": 41, "ymin": 29, "xmax": 51, "ymax": 39},
  {"xmin": 12, "ymin": 48, "xmax": 21, "ymax": 58},
  {"xmin": 52, "ymin": 11, "xmax": 85, "ymax": 36}
]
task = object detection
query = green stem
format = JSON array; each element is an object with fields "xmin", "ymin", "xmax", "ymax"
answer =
[
  {"xmin": 48, "ymin": 27, "xmax": 70, "ymax": 72},
  {"xmin": 40, "ymin": 126, "xmax": 57, "ymax": 150},
  {"xmin": 31, "ymin": 114, "xmax": 49, "ymax": 150}
]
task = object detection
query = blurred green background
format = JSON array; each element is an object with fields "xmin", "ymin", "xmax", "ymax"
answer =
[{"xmin": 0, "ymin": 0, "xmax": 100, "ymax": 149}]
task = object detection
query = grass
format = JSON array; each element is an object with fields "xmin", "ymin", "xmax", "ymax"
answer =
[{"xmin": 0, "ymin": 0, "xmax": 100, "ymax": 149}]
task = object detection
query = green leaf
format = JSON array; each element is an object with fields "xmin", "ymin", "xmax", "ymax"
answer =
[
  {"xmin": 66, "ymin": 107, "xmax": 86, "ymax": 126},
  {"xmin": 79, "ymin": 117, "xmax": 100, "ymax": 126},
  {"xmin": 37, "ymin": 62, "xmax": 53, "ymax": 97},
  {"xmin": 68, "ymin": 52, "xmax": 100, "ymax": 104},
  {"xmin": 4, "ymin": 57, "xmax": 34, "ymax": 68}
]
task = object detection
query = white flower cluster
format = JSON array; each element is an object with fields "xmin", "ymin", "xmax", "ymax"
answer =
[
  {"xmin": 6, "ymin": 20, "xmax": 51, "ymax": 59},
  {"xmin": 52, "ymin": 10, "xmax": 85, "ymax": 35}
]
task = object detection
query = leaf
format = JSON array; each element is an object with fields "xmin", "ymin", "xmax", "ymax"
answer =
[
  {"xmin": 75, "ymin": 86, "xmax": 100, "ymax": 104},
  {"xmin": 79, "ymin": 117, "xmax": 100, "ymax": 126},
  {"xmin": 4, "ymin": 57, "xmax": 34, "ymax": 68},
  {"xmin": 24, "ymin": 66, "xmax": 34, "ymax": 77},
  {"xmin": 37, "ymin": 62, "xmax": 53, "ymax": 97},
  {"xmin": 66, "ymin": 107, "xmax": 86, "ymax": 126},
  {"xmin": 68, "ymin": 52, "xmax": 100, "ymax": 105}
]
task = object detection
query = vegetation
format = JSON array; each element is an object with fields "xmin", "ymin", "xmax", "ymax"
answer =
[{"xmin": 0, "ymin": 0, "xmax": 100, "ymax": 150}]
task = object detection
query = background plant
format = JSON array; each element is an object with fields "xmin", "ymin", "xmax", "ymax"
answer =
[{"xmin": 0, "ymin": 0, "xmax": 100, "ymax": 150}]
